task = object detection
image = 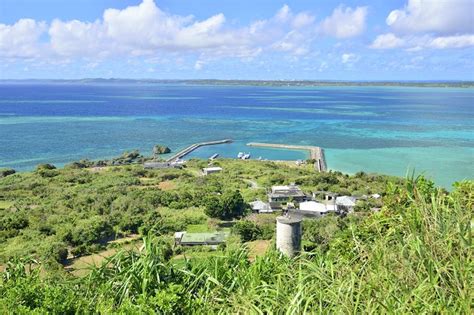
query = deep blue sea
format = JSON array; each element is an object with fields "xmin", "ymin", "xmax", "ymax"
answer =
[{"xmin": 0, "ymin": 82, "xmax": 473, "ymax": 188}]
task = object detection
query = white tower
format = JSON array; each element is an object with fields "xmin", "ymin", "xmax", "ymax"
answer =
[{"xmin": 276, "ymin": 215, "xmax": 302, "ymax": 257}]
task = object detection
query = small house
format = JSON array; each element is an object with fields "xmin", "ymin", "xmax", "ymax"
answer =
[
  {"xmin": 336, "ymin": 196, "xmax": 357, "ymax": 212},
  {"xmin": 268, "ymin": 184, "xmax": 307, "ymax": 203},
  {"xmin": 250, "ymin": 200, "xmax": 273, "ymax": 213},
  {"xmin": 202, "ymin": 167, "xmax": 222, "ymax": 176}
]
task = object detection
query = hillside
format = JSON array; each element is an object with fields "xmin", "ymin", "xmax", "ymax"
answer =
[{"xmin": 0, "ymin": 157, "xmax": 472, "ymax": 313}]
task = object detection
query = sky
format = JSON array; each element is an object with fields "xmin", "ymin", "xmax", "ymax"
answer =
[{"xmin": 1, "ymin": 0, "xmax": 473, "ymax": 80}]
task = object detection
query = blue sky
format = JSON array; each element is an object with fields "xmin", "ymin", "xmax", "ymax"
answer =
[{"xmin": 1, "ymin": 0, "xmax": 473, "ymax": 80}]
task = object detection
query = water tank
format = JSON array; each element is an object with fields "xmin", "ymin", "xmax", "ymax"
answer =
[{"xmin": 276, "ymin": 215, "xmax": 302, "ymax": 257}]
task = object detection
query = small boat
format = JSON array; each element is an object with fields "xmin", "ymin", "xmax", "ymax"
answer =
[
  {"xmin": 209, "ymin": 153, "xmax": 219, "ymax": 160},
  {"xmin": 242, "ymin": 153, "xmax": 251, "ymax": 160},
  {"xmin": 237, "ymin": 152, "xmax": 244, "ymax": 158}
]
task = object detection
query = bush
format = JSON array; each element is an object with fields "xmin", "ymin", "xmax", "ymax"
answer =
[
  {"xmin": 0, "ymin": 168, "xmax": 16, "ymax": 178},
  {"xmin": 36, "ymin": 163, "xmax": 56, "ymax": 171},
  {"xmin": 41, "ymin": 242, "xmax": 68, "ymax": 264},
  {"xmin": 232, "ymin": 221, "xmax": 262, "ymax": 242}
]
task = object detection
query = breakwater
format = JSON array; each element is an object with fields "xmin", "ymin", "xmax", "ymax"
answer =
[
  {"xmin": 166, "ymin": 139, "xmax": 232, "ymax": 162},
  {"xmin": 247, "ymin": 142, "xmax": 327, "ymax": 172}
]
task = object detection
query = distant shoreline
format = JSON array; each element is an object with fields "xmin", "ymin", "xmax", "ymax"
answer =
[{"xmin": 1, "ymin": 78, "xmax": 473, "ymax": 88}]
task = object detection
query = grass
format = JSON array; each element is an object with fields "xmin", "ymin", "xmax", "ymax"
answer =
[
  {"xmin": 0, "ymin": 201, "xmax": 13, "ymax": 210},
  {"xmin": 65, "ymin": 241, "xmax": 143, "ymax": 277},
  {"xmin": 186, "ymin": 224, "xmax": 213, "ymax": 233}
]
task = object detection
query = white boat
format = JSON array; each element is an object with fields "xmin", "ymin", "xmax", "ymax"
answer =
[
  {"xmin": 242, "ymin": 153, "xmax": 251, "ymax": 160},
  {"xmin": 237, "ymin": 152, "xmax": 244, "ymax": 158}
]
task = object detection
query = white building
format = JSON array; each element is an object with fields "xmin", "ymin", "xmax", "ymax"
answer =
[
  {"xmin": 336, "ymin": 196, "xmax": 357, "ymax": 212},
  {"xmin": 202, "ymin": 167, "xmax": 222, "ymax": 175},
  {"xmin": 299, "ymin": 201, "xmax": 338, "ymax": 215},
  {"xmin": 250, "ymin": 200, "xmax": 273, "ymax": 213}
]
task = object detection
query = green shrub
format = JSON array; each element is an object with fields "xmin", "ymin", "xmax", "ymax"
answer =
[{"xmin": 232, "ymin": 220, "xmax": 262, "ymax": 242}]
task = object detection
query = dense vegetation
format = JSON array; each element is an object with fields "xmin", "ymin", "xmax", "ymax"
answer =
[{"xmin": 0, "ymin": 156, "xmax": 471, "ymax": 313}]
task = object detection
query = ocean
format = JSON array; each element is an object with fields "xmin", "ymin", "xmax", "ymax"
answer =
[{"xmin": 0, "ymin": 82, "xmax": 472, "ymax": 188}]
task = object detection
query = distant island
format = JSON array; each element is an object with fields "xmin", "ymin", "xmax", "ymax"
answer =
[{"xmin": 1, "ymin": 78, "xmax": 473, "ymax": 88}]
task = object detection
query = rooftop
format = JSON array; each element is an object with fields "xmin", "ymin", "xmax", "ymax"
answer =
[
  {"xmin": 270, "ymin": 184, "xmax": 305, "ymax": 197},
  {"xmin": 203, "ymin": 167, "xmax": 223, "ymax": 171},
  {"xmin": 180, "ymin": 231, "xmax": 229, "ymax": 244}
]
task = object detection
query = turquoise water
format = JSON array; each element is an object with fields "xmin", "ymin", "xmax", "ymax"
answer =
[{"xmin": 0, "ymin": 83, "xmax": 473, "ymax": 188}]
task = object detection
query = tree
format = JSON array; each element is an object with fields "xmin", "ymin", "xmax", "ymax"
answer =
[
  {"xmin": 232, "ymin": 220, "xmax": 262, "ymax": 242},
  {"xmin": 203, "ymin": 190, "xmax": 247, "ymax": 219},
  {"xmin": 203, "ymin": 195, "xmax": 222, "ymax": 218},
  {"xmin": 220, "ymin": 190, "xmax": 246, "ymax": 219}
]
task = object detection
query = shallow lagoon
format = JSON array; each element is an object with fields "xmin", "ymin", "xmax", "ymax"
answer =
[{"xmin": 0, "ymin": 83, "xmax": 472, "ymax": 188}]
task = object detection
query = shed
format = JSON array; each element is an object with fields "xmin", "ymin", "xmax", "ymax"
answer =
[
  {"xmin": 202, "ymin": 167, "xmax": 222, "ymax": 176},
  {"xmin": 177, "ymin": 231, "xmax": 229, "ymax": 246}
]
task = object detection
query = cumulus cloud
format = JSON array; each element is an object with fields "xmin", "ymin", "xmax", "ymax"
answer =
[
  {"xmin": 43, "ymin": 1, "xmax": 320, "ymax": 60},
  {"xmin": 386, "ymin": 0, "xmax": 474, "ymax": 34},
  {"xmin": 49, "ymin": 19, "xmax": 108, "ymax": 57},
  {"xmin": 371, "ymin": 0, "xmax": 474, "ymax": 50},
  {"xmin": 0, "ymin": 19, "xmax": 47, "ymax": 58},
  {"xmin": 370, "ymin": 33, "xmax": 405, "ymax": 49},
  {"xmin": 0, "ymin": 1, "xmax": 373, "ymax": 65},
  {"xmin": 319, "ymin": 5, "xmax": 368, "ymax": 38}
]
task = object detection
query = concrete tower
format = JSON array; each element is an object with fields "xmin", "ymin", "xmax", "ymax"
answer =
[{"xmin": 276, "ymin": 215, "xmax": 302, "ymax": 257}]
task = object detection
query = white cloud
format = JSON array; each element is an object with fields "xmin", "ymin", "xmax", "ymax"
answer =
[
  {"xmin": 341, "ymin": 53, "xmax": 358, "ymax": 64},
  {"xmin": 0, "ymin": 1, "xmax": 377, "ymax": 66},
  {"xmin": 370, "ymin": 33, "xmax": 474, "ymax": 50},
  {"xmin": 291, "ymin": 12, "xmax": 316, "ymax": 29},
  {"xmin": 49, "ymin": 19, "xmax": 108, "ymax": 57},
  {"xmin": 386, "ymin": 0, "xmax": 474, "ymax": 34},
  {"xmin": 370, "ymin": 33, "xmax": 405, "ymax": 49},
  {"xmin": 0, "ymin": 19, "xmax": 47, "ymax": 58},
  {"xmin": 44, "ymin": 1, "xmax": 318, "ymax": 60},
  {"xmin": 429, "ymin": 34, "xmax": 474, "ymax": 49},
  {"xmin": 319, "ymin": 5, "xmax": 368, "ymax": 38},
  {"xmin": 194, "ymin": 60, "xmax": 205, "ymax": 70}
]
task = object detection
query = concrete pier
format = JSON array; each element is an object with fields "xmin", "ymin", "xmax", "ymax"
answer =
[
  {"xmin": 247, "ymin": 142, "xmax": 327, "ymax": 172},
  {"xmin": 276, "ymin": 215, "xmax": 302, "ymax": 257},
  {"xmin": 166, "ymin": 139, "xmax": 232, "ymax": 162}
]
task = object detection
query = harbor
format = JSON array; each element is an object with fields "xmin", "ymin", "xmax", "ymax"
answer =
[{"xmin": 160, "ymin": 139, "xmax": 327, "ymax": 172}]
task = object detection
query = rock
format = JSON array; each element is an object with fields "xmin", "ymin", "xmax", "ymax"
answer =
[{"xmin": 153, "ymin": 145, "xmax": 171, "ymax": 156}]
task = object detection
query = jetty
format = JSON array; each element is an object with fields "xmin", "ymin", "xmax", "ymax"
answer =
[
  {"xmin": 247, "ymin": 142, "xmax": 327, "ymax": 172},
  {"xmin": 166, "ymin": 139, "xmax": 232, "ymax": 162}
]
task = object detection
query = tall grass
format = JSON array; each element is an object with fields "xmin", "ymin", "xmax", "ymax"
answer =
[{"xmin": 1, "ymin": 177, "xmax": 472, "ymax": 313}]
